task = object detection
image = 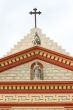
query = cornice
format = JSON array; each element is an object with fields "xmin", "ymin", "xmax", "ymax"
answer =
[
  {"xmin": 0, "ymin": 46, "xmax": 73, "ymax": 72},
  {"xmin": 0, "ymin": 102, "xmax": 73, "ymax": 107},
  {"xmin": 0, "ymin": 81, "xmax": 73, "ymax": 93}
]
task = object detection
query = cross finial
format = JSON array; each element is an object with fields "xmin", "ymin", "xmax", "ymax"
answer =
[{"xmin": 29, "ymin": 8, "xmax": 41, "ymax": 28}]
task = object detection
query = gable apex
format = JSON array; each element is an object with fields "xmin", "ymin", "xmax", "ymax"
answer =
[{"xmin": 6, "ymin": 28, "xmax": 69, "ymax": 56}]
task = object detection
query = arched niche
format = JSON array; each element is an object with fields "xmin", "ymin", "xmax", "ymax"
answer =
[{"xmin": 31, "ymin": 62, "xmax": 43, "ymax": 80}]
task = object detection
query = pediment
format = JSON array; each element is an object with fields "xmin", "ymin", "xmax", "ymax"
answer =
[{"xmin": 0, "ymin": 46, "xmax": 73, "ymax": 73}]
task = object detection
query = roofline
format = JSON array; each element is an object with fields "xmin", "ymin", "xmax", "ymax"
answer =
[
  {"xmin": 0, "ymin": 46, "xmax": 73, "ymax": 62},
  {"xmin": 0, "ymin": 46, "xmax": 73, "ymax": 72}
]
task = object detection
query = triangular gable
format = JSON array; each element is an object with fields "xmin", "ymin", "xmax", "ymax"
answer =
[
  {"xmin": 0, "ymin": 46, "xmax": 73, "ymax": 72},
  {"xmin": 6, "ymin": 28, "xmax": 69, "ymax": 56}
]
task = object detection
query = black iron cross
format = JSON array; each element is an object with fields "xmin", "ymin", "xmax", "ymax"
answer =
[{"xmin": 29, "ymin": 8, "xmax": 41, "ymax": 28}]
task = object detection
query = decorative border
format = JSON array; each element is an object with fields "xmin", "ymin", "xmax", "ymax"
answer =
[
  {"xmin": 0, "ymin": 81, "xmax": 73, "ymax": 93},
  {"xmin": 0, "ymin": 46, "xmax": 73, "ymax": 72}
]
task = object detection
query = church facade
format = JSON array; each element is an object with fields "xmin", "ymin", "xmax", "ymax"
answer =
[{"xmin": 0, "ymin": 9, "xmax": 73, "ymax": 110}]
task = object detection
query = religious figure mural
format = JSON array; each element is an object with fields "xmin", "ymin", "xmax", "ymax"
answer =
[{"xmin": 31, "ymin": 62, "xmax": 43, "ymax": 80}]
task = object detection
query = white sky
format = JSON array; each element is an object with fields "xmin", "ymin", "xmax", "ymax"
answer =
[{"xmin": 0, "ymin": 0, "xmax": 73, "ymax": 57}]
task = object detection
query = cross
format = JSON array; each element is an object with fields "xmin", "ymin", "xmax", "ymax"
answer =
[{"xmin": 29, "ymin": 8, "xmax": 41, "ymax": 28}]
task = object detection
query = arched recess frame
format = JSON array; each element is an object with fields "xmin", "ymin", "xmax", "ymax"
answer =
[{"xmin": 30, "ymin": 62, "xmax": 44, "ymax": 80}]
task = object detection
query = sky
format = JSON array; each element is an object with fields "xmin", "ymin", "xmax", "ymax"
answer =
[{"xmin": 0, "ymin": 0, "xmax": 73, "ymax": 57}]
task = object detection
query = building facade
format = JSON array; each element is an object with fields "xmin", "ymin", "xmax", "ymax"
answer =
[{"xmin": 0, "ymin": 28, "xmax": 73, "ymax": 110}]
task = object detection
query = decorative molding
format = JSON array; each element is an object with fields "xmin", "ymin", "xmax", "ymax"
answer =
[
  {"xmin": 0, "ymin": 81, "xmax": 73, "ymax": 93},
  {"xmin": 0, "ymin": 106, "xmax": 73, "ymax": 110},
  {"xmin": 0, "ymin": 46, "xmax": 73, "ymax": 72},
  {"xmin": 0, "ymin": 102, "xmax": 73, "ymax": 107},
  {"xmin": 0, "ymin": 107, "xmax": 11, "ymax": 110}
]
